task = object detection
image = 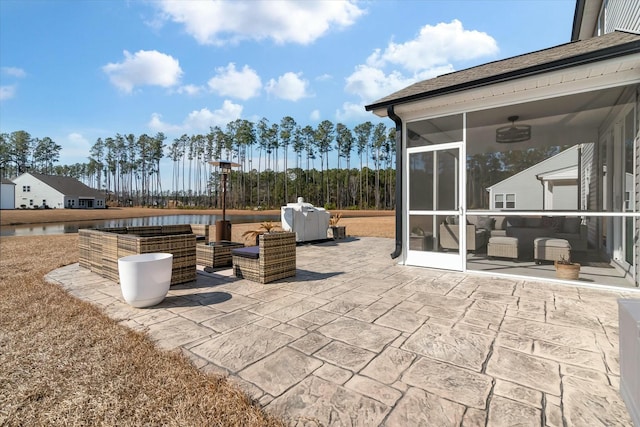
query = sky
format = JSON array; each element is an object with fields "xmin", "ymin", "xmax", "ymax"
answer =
[{"xmin": 1, "ymin": 0, "xmax": 577, "ymax": 168}]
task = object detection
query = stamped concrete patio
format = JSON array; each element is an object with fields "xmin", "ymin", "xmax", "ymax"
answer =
[{"xmin": 46, "ymin": 237, "xmax": 639, "ymax": 426}]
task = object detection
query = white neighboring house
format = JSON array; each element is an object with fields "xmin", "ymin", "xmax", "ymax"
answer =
[
  {"xmin": 13, "ymin": 172, "xmax": 106, "ymax": 209},
  {"xmin": 1, "ymin": 178, "xmax": 16, "ymax": 209},
  {"xmin": 486, "ymin": 145, "xmax": 585, "ymax": 211}
]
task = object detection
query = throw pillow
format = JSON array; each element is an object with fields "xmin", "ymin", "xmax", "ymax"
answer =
[
  {"xmin": 411, "ymin": 227, "xmax": 424, "ymax": 236},
  {"xmin": 541, "ymin": 216, "xmax": 564, "ymax": 232},
  {"xmin": 562, "ymin": 217, "xmax": 581, "ymax": 234},
  {"xmin": 476, "ymin": 216, "xmax": 494, "ymax": 231},
  {"xmin": 493, "ymin": 216, "xmax": 506, "ymax": 230}
]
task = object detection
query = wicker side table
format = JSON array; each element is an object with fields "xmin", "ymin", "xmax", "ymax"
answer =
[{"xmin": 196, "ymin": 241, "xmax": 244, "ymax": 268}]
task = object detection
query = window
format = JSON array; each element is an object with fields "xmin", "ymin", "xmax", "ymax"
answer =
[
  {"xmin": 625, "ymin": 191, "xmax": 630, "ymax": 210},
  {"xmin": 494, "ymin": 193, "xmax": 515, "ymax": 209},
  {"xmin": 494, "ymin": 194, "xmax": 504, "ymax": 209},
  {"xmin": 22, "ymin": 185, "xmax": 30, "ymax": 192},
  {"xmin": 29, "ymin": 199, "xmax": 33, "ymax": 206}
]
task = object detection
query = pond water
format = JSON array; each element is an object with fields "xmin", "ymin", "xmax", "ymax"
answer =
[{"xmin": 0, "ymin": 214, "xmax": 280, "ymax": 237}]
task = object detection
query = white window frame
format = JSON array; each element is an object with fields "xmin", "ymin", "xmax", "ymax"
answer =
[{"xmin": 494, "ymin": 193, "xmax": 516, "ymax": 209}]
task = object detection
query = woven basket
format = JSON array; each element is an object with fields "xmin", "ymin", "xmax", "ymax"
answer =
[{"xmin": 555, "ymin": 261, "xmax": 580, "ymax": 280}]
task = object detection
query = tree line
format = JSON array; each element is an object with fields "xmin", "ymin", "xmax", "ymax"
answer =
[
  {"xmin": 1, "ymin": 121, "xmax": 566, "ymax": 211},
  {"xmin": 0, "ymin": 117, "xmax": 398, "ymax": 210}
]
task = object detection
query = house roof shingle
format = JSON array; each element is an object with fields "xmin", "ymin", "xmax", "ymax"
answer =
[
  {"xmin": 29, "ymin": 172, "xmax": 103, "ymax": 198},
  {"xmin": 365, "ymin": 30, "xmax": 640, "ymax": 112},
  {"xmin": 1, "ymin": 178, "xmax": 15, "ymax": 185}
]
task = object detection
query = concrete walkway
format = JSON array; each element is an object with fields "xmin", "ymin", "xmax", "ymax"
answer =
[{"xmin": 46, "ymin": 237, "xmax": 638, "ymax": 426}]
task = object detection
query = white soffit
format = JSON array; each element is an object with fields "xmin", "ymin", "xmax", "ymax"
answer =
[
  {"xmin": 537, "ymin": 165, "xmax": 579, "ymax": 181},
  {"xmin": 382, "ymin": 54, "xmax": 640, "ymax": 121}
]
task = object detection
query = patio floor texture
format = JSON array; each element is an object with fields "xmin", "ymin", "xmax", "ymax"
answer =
[{"xmin": 46, "ymin": 237, "xmax": 639, "ymax": 426}]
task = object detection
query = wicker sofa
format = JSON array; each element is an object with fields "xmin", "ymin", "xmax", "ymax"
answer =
[
  {"xmin": 79, "ymin": 224, "xmax": 198, "ymax": 286},
  {"xmin": 439, "ymin": 216, "xmax": 489, "ymax": 252},
  {"xmin": 189, "ymin": 224, "xmax": 211, "ymax": 242},
  {"xmin": 491, "ymin": 216, "xmax": 587, "ymax": 259},
  {"xmin": 231, "ymin": 231, "xmax": 296, "ymax": 284}
]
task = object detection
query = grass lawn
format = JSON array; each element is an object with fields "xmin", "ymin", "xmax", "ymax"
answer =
[{"xmin": 0, "ymin": 234, "xmax": 286, "ymax": 426}]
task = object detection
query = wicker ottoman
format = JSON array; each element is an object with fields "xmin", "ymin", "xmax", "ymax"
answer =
[
  {"xmin": 534, "ymin": 238, "xmax": 571, "ymax": 263},
  {"xmin": 488, "ymin": 236, "xmax": 519, "ymax": 260}
]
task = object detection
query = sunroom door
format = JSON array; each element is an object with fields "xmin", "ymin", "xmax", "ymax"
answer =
[{"xmin": 406, "ymin": 142, "xmax": 464, "ymax": 270}]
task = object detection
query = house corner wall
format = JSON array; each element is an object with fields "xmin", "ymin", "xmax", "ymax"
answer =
[{"xmin": 635, "ymin": 98, "xmax": 639, "ymax": 286}]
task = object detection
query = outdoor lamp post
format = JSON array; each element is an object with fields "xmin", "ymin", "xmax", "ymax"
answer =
[{"xmin": 209, "ymin": 160, "xmax": 240, "ymax": 242}]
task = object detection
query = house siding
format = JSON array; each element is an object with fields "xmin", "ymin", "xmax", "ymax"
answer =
[
  {"xmin": 14, "ymin": 174, "xmax": 65, "ymax": 208},
  {"xmin": 635, "ymin": 92, "xmax": 639, "ymax": 284},
  {"xmin": 12, "ymin": 173, "xmax": 106, "ymax": 209},
  {"xmin": 487, "ymin": 147, "xmax": 580, "ymax": 211},
  {"xmin": 583, "ymin": 141, "xmax": 600, "ymax": 248},
  {"xmin": 553, "ymin": 184, "xmax": 579, "ymax": 210},
  {"xmin": 602, "ymin": 0, "xmax": 640, "ymax": 35},
  {"xmin": 0, "ymin": 182, "xmax": 15, "ymax": 209}
]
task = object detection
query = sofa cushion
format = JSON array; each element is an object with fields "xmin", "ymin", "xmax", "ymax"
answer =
[
  {"xmin": 493, "ymin": 216, "xmax": 507, "ymax": 231},
  {"xmin": 467, "ymin": 215, "xmax": 494, "ymax": 231},
  {"xmin": 232, "ymin": 246, "xmax": 260, "ymax": 259},
  {"xmin": 563, "ymin": 217, "xmax": 581, "ymax": 234},
  {"xmin": 446, "ymin": 215, "xmax": 458, "ymax": 225},
  {"xmin": 506, "ymin": 216, "xmax": 524, "ymax": 227},
  {"xmin": 524, "ymin": 217, "xmax": 542, "ymax": 228},
  {"xmin": 476, "ymin": 216, "xmax": 494, "ymax": 232},
  {"xmin": 541, "ymin": 216, "xmax": 564, "ymax": 233}
]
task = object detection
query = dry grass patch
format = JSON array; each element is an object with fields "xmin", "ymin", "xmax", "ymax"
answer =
[{"xmin": 0, "ymin": 235, "xmax": 285, "ymax": 426}]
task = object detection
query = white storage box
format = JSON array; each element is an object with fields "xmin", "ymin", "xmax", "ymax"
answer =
[{"xmin": 281, "ymin": 197, "xmax": 330, "ymax": 242}]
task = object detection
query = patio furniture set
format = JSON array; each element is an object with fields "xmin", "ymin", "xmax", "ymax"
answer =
[
  {"xmin": 440, "ymin": 214, "xmax": 585, "ymax": 262},
  {"xmin": 79, "ymin": 224, "xmax": 298, "ymax": 288}
]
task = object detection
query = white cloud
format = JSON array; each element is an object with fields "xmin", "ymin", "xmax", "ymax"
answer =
[
  {"xmin": 367, "ymin": 20, "xmax": 498, "ymax": 72},
  {"xmin": 61, "ymin": 132, "xmax": 92, "ymax": 159},
  {"xmin": 309, "ymin": 110, "xmax": 321, "ymax": 121},
  {"xmin": 68, "ymin": 132, "xmax": 89, "ymax": 146},
  {"xmin": 1, "ymin": 67, "xmax": 26, "ymax": 78},
  {"xmin": 345, "ymin": 19, "xmax": 497, "ymax": 103},
  {"xmin": 176, "ymin": 84, "xmax": 203, "ymax": 96},
  {"xmin": 148, "ymin": 100, "xmax": 243, "ymax": 133},
  {"xmin": 335, "ymin": 101, "xmax": 371, "ymax": 122},
  {"xmin": 53, "ymin": 132, "xmax": 94, "ymax": 164},
  {"xmin": 155, "ymin": 0, "xmax": 364, "ymax": 45},
  {"xmin": 265, "ymin": 72, "xmax": 310, "ymax": 101},
  {"xmin": 0, "ymin": 85, "xmax": 16, "ymax": 101},
  {"xmin": 345, "ymin": 65, "xmax": 421, "ymax": 102},
  {"xmin": 148, "ymin": 113, "xmax": 183, "ymax": 133},
  {"xmin": 207, "ymin": 63, "xmax": 262, "ymax": 100},
  {"xmin": 102, "ymin": 50, "xmax": 183, "ymax": 93}
]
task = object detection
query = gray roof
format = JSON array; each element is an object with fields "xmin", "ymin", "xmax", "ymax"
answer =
[
  {"xmin": 366, "ymin": 30, "xmax": 640, "ymax": 112},
  {"xmin": 1, "ymin": 178, "xmax": 15, "ymax": 185},
  {"xmin": 29, "ymin": 172, "xmax": 104, "ymax": 198}
]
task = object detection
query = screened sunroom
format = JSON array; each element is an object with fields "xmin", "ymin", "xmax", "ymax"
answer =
[{"xmin": 366, "ymin": 31, "xmax": 640, "ymax": 288}]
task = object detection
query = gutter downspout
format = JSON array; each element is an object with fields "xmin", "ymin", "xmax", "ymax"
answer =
[{"xmin": 388, "ymin": 105, "xmax": 402, "ymax": 259}]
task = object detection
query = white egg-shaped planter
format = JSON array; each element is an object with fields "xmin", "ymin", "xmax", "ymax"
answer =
[{"xmin": 118, "ymin": 253, "xmax": 173, "ymax": 308}]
